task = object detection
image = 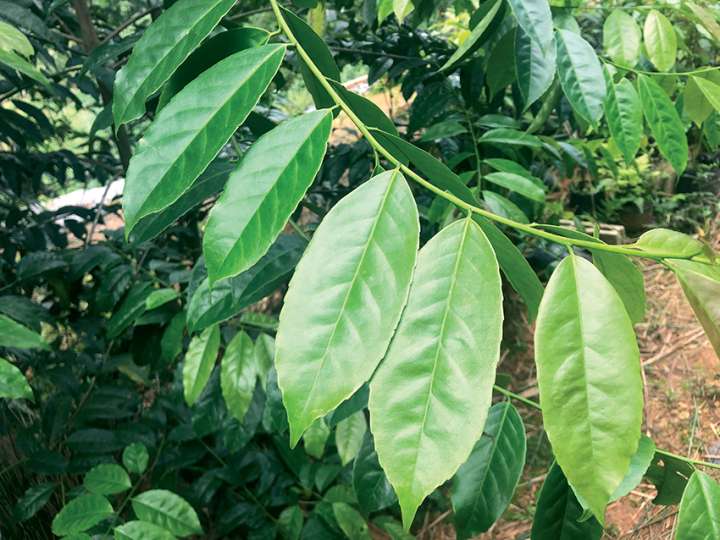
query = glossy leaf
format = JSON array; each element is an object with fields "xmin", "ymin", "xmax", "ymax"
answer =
[
  {"xmin": 593, "ymin": 251, "xmax": 646, "ymax": 325},
  {"xmin": 515, "ymin": 27, "xmax": 556, "ymax": 110},
  {"xmin": 84, "ymin": 463, "xmax": 131, "ymax": 495},
  {"xmin": 485, "ymin": 172, "xmax": 546, "ymax": 202},
  {"xmin": 122, "ymin": 44, "xmax": 284, "ymax": 234},
  {"xmin": 555, "ymin": 29, "xmax": 605, "ymax": 125},
  {"xmin": 644, "ymin": 10, "xmax": 676, "ymax": 72},
  {"xmin": 123, "ymin": 442, "xmax": 150, "ymax": 475},
  {"xmin": 452, "ymin": 402, "xmax": 527, "ymax": 538},
  {"xmin": 440, "ymin": 0, "xmax": 503, "ymax": 71},
  {"xmin": 145, "ymin": 288, "xmax": 178, "ymax": 311},
  {"xmin": 276, "ymin": 170, "xmax": 419, "ymax": 445},
  {"xmin": 692, "ymin": 76, "xmax": 720, "ymax": 113},
  {"xmin": 684, "ymin": 76, "xmax": 715, "ymax": 127},
  {"xmin": 507, "ymin": 0, "xmax": 554, "ymax": 53},
  {"xmin": 221, "ymin": 331, "xmax": 257, "ymax": 423},
  {"xmin": 203, "ymin": 110, "xmax": 332, "ymax": 284},
  {"xmin": 483, "ymin": 191, "xmax": 529, "ymax": 223},
  {"xmin": 603, "ymin": 10, "xmax": 641, "ymax": 67},
  {"xmin": 676, "ymin": 471, "xmax": 720, "ymax": 539},
  {"xmin": 0, "ymin": 314, "xmax": 48, "ymax": 350},
  {"xmin": 107, "ymin": 283, "xmax": 153, "ymax": 339},
  {"xmin": 131, "ymin": 490, "xmax": 203, "ymax": 537},
  {"xmin": 0, "ymin": 357, "xmax": 32, "ymax": 400},
  {"xmin": 646, "ymin": 453, "xmax": 695, "ymax": 505},
  {"xmin": 370, "ymin": 218, "xmax": 503, "ymax": 527},
  {"xmin": 605, "ymin": 78, "xmax": 643, "ymax": 164},
  {"xmin": 336, "ymin": 411, "xmax": 367, "ymax": 466},
  {"xmin": 393, "ymin": 0, "xmax": 414, "ymax": 22},
  {"xmin": 114, "ymin": 521, "xmax": 176, "ymax": 540},
  {"xmin": 51, "ymin": 493, "xmax": 114, "ymax": 536},
  {"xmin": 183, "ymin": 325, "xmax": 220, "ymax": 406},
  {"xmin": 0, "ymin": 49, "xmax": 50, "ymax": 87},
  {"xmin": 113, "ymin": 0, "xmax": 237, "ymax": 126},
  {"xmin": 353, "ymin": 433, "xmax": 397, "ymax": 513},
  {"xmin": 535, "ymin": 255, "xmax": 643, "ymax": 522},
  {"xmin": 333, "ymin": 502, "xmax": 371, "ymax": 540},
  {"xmin": 328, "ymin": 80, "xmax": 398, "ymax": 135},
  {"xmin": 635, "ymin": 228, "xmax": 705, "ymax": 258},
  {"xmin": 638, "ymin": 74, "xmax": 688, "ymax": 174},
  {"xmin": 530, "ymin": 462, "xmax": 603, "ymax": 540},
  {"xmin": 0, "ymin": 20, "xmax": 33, "ymax": 56}
]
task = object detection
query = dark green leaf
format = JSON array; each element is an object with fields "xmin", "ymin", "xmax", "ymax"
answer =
[
  {"xmin": 84, "ymin": 463, "xmax": 132, "ymax": 495},
  {"xmin": 646, "ymin": 453, "xmax": 695, "ymax": 505},
  {"xmin": 515, "ymin": 28, "xmax": 556, "ymax": 110},
  {"xmin": 676, "ymin": 470, "xmax": 720, "ymax": 539},
  {"xmin": 605, "ymin": 78, "xmax": 642, "ymax": 165},
  {"xmin": 353, "ymin": 433, "xmax": 397, "ymax": 514},
  {"xmin": 13, "ymin": 483, "xmax": 55, "ymax": 522},
  {"xmin": 107, "ymin": 282, "xmax": 153, "ymax": 339}
]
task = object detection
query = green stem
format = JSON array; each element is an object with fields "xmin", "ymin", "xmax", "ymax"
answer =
[
  {"xmin": 493, "ymin": 385, "xmax": 541, "ymax": 410},
  {"xmin": 269, "ymin": 0, "xmax": 700, "ymax": 263},
  {"xmin": 656, "ymin": 448, "xmax": 720, "ymax": 471},
  {"xmin": 603, "ymin": 58, "xmax": 720, "ymax": 77}
]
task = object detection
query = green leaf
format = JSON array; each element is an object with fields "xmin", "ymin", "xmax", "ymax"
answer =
[
  {"xmin": 369, "ymin": 217, "xmax": 503, "ymax": 527},
  {"xmin": 327, "ymin": 80, "xmax": 398, "ymax": 135},
  {"xmin": 278, "ymin": 506, "xmax": 304, "ymax": 540},
  {"xmin": 0, "ymin": 48, "xmax": 50, "ymax": 86},
  {"xmin": 667, "ymin": 260, "xmax": 720, "ymax": 357},
  {"xmin": 221, "ymin": 331, "xmax": 257, "ymax": 423},
  {"xmin": 122, "ymin": 44, "xmax": 285, "ymax": 234},
  {"xmin": 254, "ymin": 333, "xmax": 275, "ymax": 389},
  {"xmin": 692, "ymin": 75, "xmax": 720, "ymax": 113},
  {"xmin": 487, "ymin": 29, "xmax": 517, "ymax": 97},
  {"xmin": 51, "ymin": 493, "xmax": 114, "ymax": 536},
  {"xmin": 643, "ymin": 10, "xmax": 676, "ymax": 72},
  {"xmin": 479, "ymin": 128, "xmax": 543, "ymax": 148},
  {"xmin": 114, "ymin": 521, "xmax": 176, "ymax": 540},
  {"xmin": 303, "ymin": 418, "xmax": 330, "ymax": 459},
  {"xmin": 485, "ymin": 172, "xmax": 546, "ymax": 202},
  {"xmin": 506, "ymin": 0, "xmax": 554, "ymax": 53},
  {"xmin": 535, "ymin": 255, "xmax": 643, "ymax": 522},
  {"xmin": 123, "ymin": 443, "xmax": 150, "ymax": 475},
  {"xmin": 113, "ymin": 0, "xmax": 237, "ymax": 126},
  {"xmin": 107, "ymin": 282, "xmax": 153, "ymax": 339},
  {"xmin": 13, "ymin": 483, "xmax": 55, "ymax": 522},
  {"xmin": 676, "ymin": 470, "xmax": 720, "ymax": 539},
  {"xmin": 276, "ymin": 170, "xmax": 419, "ymax": 445},
  {"xmin": 183, "ymin": 325, "xmax": 220, "ymax": 406},
  {"xmin": 419, "ymin": 120, "xmax": 468, "ymax": 141},
  {"xmin": 637, "ymin": 74, "xmax": 688, "ymax": 174},
  {"xmin": 131, "ymin": 490, "xmax": 203, "ymax": 537},
  {"xmin": 440, "ymin": 0, "xmax": 504, "ymax": 71},
  {"xmin": 635, "ymin": 228, "xmax": 706, "ymax": 258},
  {"xmin": 280, "ymin": 7, "xmax": 340, "ymax": 110},
  {"xmin": 686, "ymin": 2, "xmax": 720, "ymax": 44},
  {"xmin": 593, "ymin": 251, "xmax": 646, "ymax": 325},
  {"xmin": 189, "ymin": 235, "xmax": 306, "ymax": 333},
  {"xmin": 646, "ymin": 453, "xmax": 695, "ymax": 505},
  {"xmin": 335, "ymin": 411, "xmax": 367, "ymax": 466},
  {"xmin": 0, "ymin": 314, "xmax": 48, "ymax": 350},
  {"xmin": 0, "ymin": 357, "xmax": 32, "ymax": 400},
  {"xmin": 603, "ymin": 10, "xmax": 641, "ymax": 67},
  {"xmin": 160, "ymin": 312, "xmax": 186, "ymax": 364},
  {"xmin": 203, "ymin": 110, "xmax": 332, "ymax": 284},
  {"xmin": 452, "ymin": 402, "xmax": 526, "ymax": 538},
  {"xmin": 84, "ymin": 463, "xmax": 132, "ymax": 495},
  {"xmin": 145, "ymin": 288, "xmax": 178, "ymax": 311},
  {"xmin": 0, "ymin": 21, "xmax": 33, "ymax": 56},
  {"xmin": 684, "ymin": 76, "xmax": 715, "ymax": 127},
  {"xmin": 333, "ymin": 502, "xmax": 371, "ymax": 540},
  {"xmin": 530, "ymin": 462, "xmax": 603, "ymax": 540},
  {"xmin": 515, "ymin": 27, "xmax": 556, "ymax": 110},
  {"xmin": 610, "ymin": 435, "xmax": 655, "ymax": 501},
  {"xmin": 605, "ymin": 78, "xmax": 643, "ymax": 164},
  {"xmin": 482, "ymin": 191, "xmax": 529, "ymax": 223},
  {"xmin": 157, "ymin": 26, "xmax": 270, "ymax": 111},
  {"xmin": 555, "ymin": 29, "xmax": 606, "ymax": 126},
  {"xmin": 377, "ymin": 0, "xmax": 394, "ymax": 24},
  {"xmin": 353, "ymin": 433, "xmax": 397, "ymax": 513}
]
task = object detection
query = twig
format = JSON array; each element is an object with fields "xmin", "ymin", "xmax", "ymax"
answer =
[
  {"xmin": 100, "ymin": 7, "xmax": 155, "ymax": 45},
  {"xmin": 84, "ymin": 179, "xmax": 114, "ymax": 246}
]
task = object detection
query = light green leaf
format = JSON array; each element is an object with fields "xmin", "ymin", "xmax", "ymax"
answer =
[
  {"xmin": 254, "ymin": 333, "xmax": 275, "ymax": 389},
  {"xmin": 485, "ymin": 172, "xmax": 546, "ymax": 202},
  {"xmin": 336, "ymin": 411, "xmax": 367, "ymax": 466},
  {"xmin": 506, "ymin": 0, "xmax": 554, "ymax": 53},
  {"xmin": 605, "ymin": 78, "xmax": 643, "ymax": 165},
  {"xmin": 643, "ymin": 10, "xmax": 676, "ymax": 72},
  {"xmin": 303, "ymin": 418, "xmax": 330, "ymax": 459},
  {"xmin": 0, "ymin": 357, "xmax": 32, "ymax": 400},
  {"xmin": 482, "ymin": 191, "xmax": 529, "ymax": 224},
  {"xmin": 203, "ymin": 110, "xmax": 331, "ymax": 284},
  {"xmin": 377, "ymin": 0, "xmax": 394, "ymax": 24},
  {"xmin": 555, "ymin": 29, "xmax": 606, "ymax": 125},
  {"xmin": 684, "ymin": 77, "xmax": 715, "ymax": 127},
  {"xmin": 112, "ymin": 0, "xmax": 237, "ymax": 126},
  {"xmin": 440, "ymin": 0, "xmax": 504, "ymax": 71},
  {"xmin": 328, "ymin": 80, "xmax": 398, "ymax": 135},
  {"xmin": 84, "ymin": 463, "xmax": 131, "ymax": 495},
  {"xmin": 692, "ymin": 76, "xmax": 720, "ymax": 113},
  {"xmin": 419, "ymin": 120, "xmax": 468, "ymax": 141},
  {"xmin": 610, "ymin": 435, "xmax": 655, "ymax": 501},
  {"xmin": 0, "ymin": 48, "xmax": 50, "ymax": 86},
  {"xmin": 0, "ymin": 313, "xmax": 48, "ymax": 350},
  {"xmin": 603, "ymin": 10, "xmax": 641, "ymax": 67},
  {"xmin": 123, "ymin": 443, "xmax": 150, "ymax": 475},
  {"xmin": 160, "ymin": 312, "xmax": 186, "ymax": 364},
  {"xmin": 515, "ymin": 27, "xmax": 556, "ymax": 110},
  {"xmin": 686, "ymin": 2, "xmax": 720, "ymax": 44},
  {"xmin": 114, "ymin": 520, "xmax": 176, "ymax": 540},
  {"xmin": 145, "ymin": 288, "xmax": 178, "ymax": 311},
  {"xmin": 393, "ymin": 0, "xmax": 414, "ymax": 23},
  {"xmin": 369, "ymin": 217, "xmax": 503, "ymax": 528},
  {"xmin": 131, "ymin": 490, "xmax": 202, "ymax": 537},
  {"xmin": 452, "ymin": 402, "xmax": 526, "ymax": 538},
  {"xmin": 333, "ymin": 502, "xmax": 371, "ymax": 540},
  {"xmin": 593, "ymin": 251, "xmax": 646, "ymax": 325},
  {"xmin": 221, "ymin": 331, "xmax": 256, "ymax": 423},
  {"xmin": 107, "ymin": 282, "xmax": 153, "ymax": 339},
  {"xmin": 479, "ymin": 128, "xmax": 543, "ymax": 148},
  {"xmin": 637, "ymin": 74, "xmax": 688, "ymax": 174},
  {"xmin": 183, "ymin": 325, "xmax": 220, "ymax": 406},
  {"xmin": 484, "ymin": 158, "xmax": 537, "ymax": 180},
  {"xmin": 0, "ymin": 21, "xmax": 33, "ymax": 56},
  {"xmin": 635, "ymin": 228, "xmax": 705, "ymax": 258},
  {"xmin": 51, "ymin": 493, "xmax": 114, "ymax": 536},
  {"xmin": 676, "ymin": 471, "xmax": 720, "ymax": 540},
  {"xmin": 122, "ymin": 44, "xmax": 284, "ymax": 235},
  {"xmin": 276, "ymin": 170, "xmax": 419, "ymax": 445},
  {"xmin": 13, "ymin": 483, "xmax": 55, "ymax": 522},
  {"xmin": 535, "ymin": 255, "xmax": 643, "ymax": 523}
]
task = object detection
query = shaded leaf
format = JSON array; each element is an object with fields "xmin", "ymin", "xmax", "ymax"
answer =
[
  {"xmin": 440, "ymin": 0, "xmax": 504, "ymax": 71},
  {"xmin": 335, "ymin": 411, "xmax": 367, "ymax": 466},
  {"xmin": 0, "ymin": 314, "xmax": 48, "ymax": 350},
  {"xmin": 0, "ymin": 357, "xmax": 32, "ymax": 400},
  {"xmin": 183, "ymin": 325, "xmax": 220, "ymax": 406},
  {"xmin": 13, "ymin": 483, "xmax": 55, "ymax": 522},
  {"xmin": 221, "ymin": 331, "xmax": 257, "ymax": 423},
  {"xmin": 353, "ymin": 433, "xmax": 397, "ymax": 513},
  {"xmin": 515, "ymin": 27, "xmax": 556, "ymax": 110}
]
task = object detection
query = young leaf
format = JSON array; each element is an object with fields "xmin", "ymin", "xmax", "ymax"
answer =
[
  {"xmin": 144, "ymin": 289, "xmax": 178, "ymax": 311},
  {"xmin": 555, "ymin": 29, "xmax": 606, "ymax": 126},
  {"xmin": 131, "ymin": 490, "xmax": 203, "ymax": 537},
  {"xmin": 123, "ymin": 443, "xmax": 150, "ymax": 475},
  {"xmin": 676, "ymin": 471, "xmax": 720, "ymax": 539},
  {"xmin": 602, "ymin": 10, "xmax": 641, "ymax": 67},
  {"xmin": 0, "ymin": 314, "xmax": 48, "ymax": 350},
  {"xmin": 0, "ymin": 21, "xmax": 33, "ymax": 56},
  {"xmin": 221, "ymin": 331, "xmax": 257, "ymax": 423},
  {"xmin": 440, "ymin": 0, "xmax": 504, "ymax": 71},
  {"xmin": 605, "ymin": 78, "xmax": 643, "ymax": 165},
  {"xmin": 692, "ymin": 76, "xmax": 720, "ymax": 113},
  {"xmin": 530, "ymin": 462, "xmax": 603, "ymax": 540},
  {"xmin": 203, "ymin": 110, "xmax": 332, "ymax": 284},
  {"xmin": 113, "ymin": 0, "xmax": 237, "ymax": 126},
  {"xmin": 506, "ymin": 0, "xmax": 554, "ymax": 54},
  {"xmin": 0, "ymin": 357, "xmax": 32, "ymax": 400},
  {"xmin": 276, "ymin": 170, "xmax": 418, "ymax": 444},
  {"xmin": 635, "ymin": 228, "xmax": 705, "ymax": 258},
  {"xmin": 51, "ymin": 493, "xmax": 114, "ymax": 536},
  {"xmin": 484, "ymin": 172, "xmax": 546, "ymax": 202},
  {"xmin": 637, "ymin": 74, "xmax": 688, "ymax": 174},
  {"xmin": 183, "ymin": 325, "xmax": 220, "ymax": 406},
  {"xmin": 303, "ymin": 418, "xmax": 330, "ymax": 459},
  {"xmin": 482, "ymin": 191, "xmax": 529, "ymax": 224},
  {"xmin": 535, "ymin": 255, "xmax": 643, "ymax": 522},
  {"xmin": 114, "ymin": 521, "xmax": 176, "ymax": 540},
  {"xmin": 515, "ymin": 27, "xmax": 556, "ymax": 111},
  {"xmin": 122, "ymin": 44, "xmax": 285, "ymax": 235},
  {"xmin": 335, "ymin": 411, "xmax": 367, "ymax": 466},
  {"xmin": 643, "ymin": 10, "xmax": 676, "ymax": 72},
  {"xmin": 84, "ymin": 464, "xmax": 131, "ymax": 496},
  {"xmin": 369, "ymin": 218, "xmax": 503, "ymax": 527},
  {"xmin": 452, "ymin": 402, "xmax": 526, "ymax": 538}
]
